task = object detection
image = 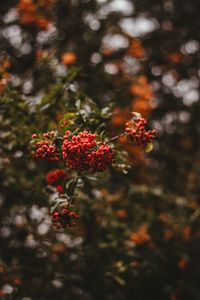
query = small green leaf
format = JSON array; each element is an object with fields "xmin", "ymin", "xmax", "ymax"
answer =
[
  {"xmin": 114, "ymin": 276, "xmax": 125, "ymax": 286},
  {"xmin": 145, "ymin": 142, "xmax": 153, "ymax": 153},
  {"xmin": 65, "ymin": 178, "xmax": 78, "ymax": 196},
  {"xmin": 75, "ymin": 99, "xmax": 81, "ymax": 109},
  {"xmin": 63, "ymin": 112, "xmax": 76, "ymax": 120},
  {"xmin": 101, "ymin": 107, "xmax": 111, "ymax": 117},
  {"xmin": 131, "ymin": 111, "xmax": 141, "ymax": 119},
  {"xmin": 84, "ymin": 175, "xmax": 98, "ymax": 181},
  {"xmin": 65, "ymin": 178, "xmax": 75, "ymax": 190},
  {"xmin": 85, "ymin": 96, "xmax": 98, "ymax": 108},
  {"xmin": 66, "ymin": 67, "xmax": 82, "ymax": 82}
]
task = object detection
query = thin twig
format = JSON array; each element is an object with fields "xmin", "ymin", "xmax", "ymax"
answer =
[{"xmin": 106, "ymin": 133, "xmax": 125, "ymax": 144}]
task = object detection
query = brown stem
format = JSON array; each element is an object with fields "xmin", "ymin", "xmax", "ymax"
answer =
[
  {"xmin": 106, "ymin": 132, "xmax": 125, "ymax": 144},
  {"xmin": 71, "ymin": 176, "xmax": 79, "ymax": 196},
  {"xmin": 67, "ymin": 172, "xmax": 81, "ymax": 207}
]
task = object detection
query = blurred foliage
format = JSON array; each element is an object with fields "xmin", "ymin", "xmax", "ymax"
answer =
[{"xmin": 0, "ymin": 0, "xmax": 200, "ymax": 299}]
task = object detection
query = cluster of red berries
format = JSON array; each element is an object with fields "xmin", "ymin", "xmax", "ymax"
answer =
[
  {"xmin": 125, "ymin": 117, "xmax": 157, "ymax": 145},
  {"xmin": 31, "ymin": 116, "xmax": 156, "ymax": 230},
  {"xmin": 89, "ymin": 143, "xmax": 115, "ymax": 172},
  {"xmin": 32, "ymin": 131, "xmax": 60, "ymax": 161},
  {"xmin": 62, "ymin": 131, "xmax": 115, "ymax": 172},
  {"xmin": 46, "ymin": 169, "xmax": 69, "ymax": 193},
  {"xmin": 51, "ymin": 208, "xmax": 79, "ymax": 229}
]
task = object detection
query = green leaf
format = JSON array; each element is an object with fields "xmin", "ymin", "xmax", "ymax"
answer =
[
  {"xmin": 145, "ymin": 142, "xmax": 153, "ymax": 153},
  {"xmin": 101, "ymin": 107, "xmax": 110, "ymax": 117},
  {"xmin": 65, "ymin": 178, "xmax": 78, "ymax": 196},
  {"xmin": 63, "ymin": 112, "xmax": 76, "ymax": 120},
  {"xmin": 75, "ymin": 99, "xmax": 81, "ymax": 110},
  {"xmin": 114, "ymin": 276, "xmax": 126, "ymax": 286},
  {"xmin": 84, "ymin": 175, "xmax": 98, "ymax": 181},
  {"xmin": 66, "ymin": 67, "xmax": 82, "ymax": 82},
  {"xmin": 65, "ymin": 178, "xmax": 76, "ymax": 190},
  {"xmin": 131, "ymin": 111, "xmax": 141, "ymax": 119}
]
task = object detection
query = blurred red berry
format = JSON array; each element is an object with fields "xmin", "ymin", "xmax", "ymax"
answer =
[
  {"xmin": 46, "ymin": 169, "xmax": 68, "ymax": 186},
  {"xmin": 31, "ymin": 131, "xmax": 60, "ymax": 161},
  {"xmin": 125, "ymin": 117, "xmax": 157, "ymax": 145},
  {"xmin": 51, "ymin": 208, "xmax": 79, "ymax": 229},
  {"xmin": 56, "ymin": 185, "xmax": 64, "ymax": 193}
]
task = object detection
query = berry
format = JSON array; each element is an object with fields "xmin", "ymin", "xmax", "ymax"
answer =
[
  {"xmin": 62, "ymin": 131, "xmax": 115, "ymax": 172},
  {"xmin": 89, "ymin": 143, "xmax": 115, "ymax": 172},
  {"xmin": 46, "ymin": 169, "xmax": 69, "ymax": 193},
  {"xmin": 31, "ymin": 131, "xmax": 60, "ymax": 161},
  {"xmin": 46, "ymin": 169, "xmax": 68, "ymax": 186},
  {"xmin": 125, "ymin": 117, "xmax": 157, "ymax": 145},
  {"xmin": 56, "ymin": 185, "xmax": 64, "ymax": 193},
  {"xmin": 51, "ymin": 208, "xmax": 79, "ymax": 229},
  {"xmin": 32, "ymin": 133, "xmax": 38, "ymax": 139}
]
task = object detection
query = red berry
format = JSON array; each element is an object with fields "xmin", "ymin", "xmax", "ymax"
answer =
[
  {"xmin": 32, "ymin": 133, "xmax": 38, "ymax": 139},
  {"xmin": 32, "ymin": 131, "xmax": 60, "ymax": 161},
  {"xmin": 125, "ymin": 117, "xmax": 156, "ymax": 146},
  {"xmin": 62, "ymin": 131, "xmax": 115, "ymax": 172},
  {"xmin": 51, "ymin": 208, "xmax": 79, "ymax": 229}
]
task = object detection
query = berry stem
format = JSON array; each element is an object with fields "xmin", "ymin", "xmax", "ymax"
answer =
[
  {"xmin": 67, "ymin": 172, "xmax": 81, "ymax": 206},
  {"xmin": 106, "ymin": 133, "xmax": 125, "ymax": 144}
]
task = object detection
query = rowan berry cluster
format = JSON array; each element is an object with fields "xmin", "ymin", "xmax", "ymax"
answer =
[
  {"xmin": 46, "ymin": 169, "xmax": 69, "ymax": 193},
  {"xmin": 51, "ymin": 208, "xmax": 79, "ymax": 229},
  {"xmin": 32, "ymin": 131, "xmax": 60, "ymax": 161},
  {"xmin": 31, "ymin": 114, "xmax": 156, "ymax": 230},
  {"xmin": 125, "ymin": 117, "xmax": 157, "ymax": 145},
  {"xmin": 89, "ymin": 143, "xmax": 115, "ymax": 172},
  {"xmin": 62, "ymin": 131, "xmax": 115, "ymax": 172}
]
